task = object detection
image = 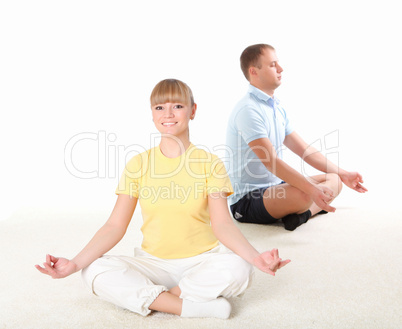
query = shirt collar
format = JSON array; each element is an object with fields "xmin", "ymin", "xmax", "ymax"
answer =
[{"xmin": 248, "ymin": 84, "xmax": 278, "ymax": 105}]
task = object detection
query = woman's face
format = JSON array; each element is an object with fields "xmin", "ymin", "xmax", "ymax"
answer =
[{"xmin": 151, "ymin": 101, "xmax": 197, "ymax": 139}]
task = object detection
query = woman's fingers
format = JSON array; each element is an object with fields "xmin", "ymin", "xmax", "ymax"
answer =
[{"xmin": 35, "ymin": 264, "xmax": 48, "ymax": 275}]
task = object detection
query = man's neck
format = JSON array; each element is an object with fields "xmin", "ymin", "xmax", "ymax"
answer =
[{"xmin": 250, "ymin": 83, "xmax": 275, "ymax": 97}]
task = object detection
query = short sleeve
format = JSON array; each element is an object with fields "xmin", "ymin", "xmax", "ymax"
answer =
[
  {"xmin": 284, "ymin": 111, "xmax": 293, "ymax": 136},
  {"xmin": 234, "ymin": 106, "xmax": 269, "ymax": 144},
  {"xmin": 115, "ymin": 153, "xmax": 147, "ymax": 198},
  {"xmin": 275, "ymin": 101, "xmax": 293, "ymax": 136},
  {"xmin": 206, "ymin": 157, "xmax": 233, "ymax": 196}
]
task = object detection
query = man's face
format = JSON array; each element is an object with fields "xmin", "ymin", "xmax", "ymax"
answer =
[{"xmin": 251, "ymin": 48, "xmax": 283, "ymax": 95}]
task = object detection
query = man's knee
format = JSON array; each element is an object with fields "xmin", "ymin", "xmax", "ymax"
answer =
[
  {"xmin": 293, "ymin": 188, "xmax": 313, "ymax": 208},
  {"xmin": 327, "ymin": 173, "xmax": 343, "ymax": 196}
]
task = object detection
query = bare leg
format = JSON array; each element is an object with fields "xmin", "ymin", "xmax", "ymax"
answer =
[
  {"xmin": 148, "ymin": 290, "xmax": 183, "ymax": 315},
  {"xmin": 307, "ymin": 173, "xmax": 343, "ymax": 216},
  {"xmin": 168, "ymin": 286, "xmax": 181, "ymax": 297},
  {"xmin": 149, "ymin": 286, "xmax": 231, "ymax": 319},
  {"xmin": 263, "ymin": 173, "xmax": 342, "ymax": 219},
  {"xmin": 262, "ymin": 183, "xmax": 313, "ymax": 219}
]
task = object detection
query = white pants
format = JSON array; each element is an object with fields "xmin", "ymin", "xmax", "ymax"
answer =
[{"xmin": 81, "ymin": 245, "xmax": 254, "ymax": 316}]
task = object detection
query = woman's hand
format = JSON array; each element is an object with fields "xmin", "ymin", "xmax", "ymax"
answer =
[
  {"xmin": 35, "ymin": 254, "xmax": 78, "ymax": 279},
  {"xmin": 253, "ymin": 249, "xmax": 291, "ymax": 276}
]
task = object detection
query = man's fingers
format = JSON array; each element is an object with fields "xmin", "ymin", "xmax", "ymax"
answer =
[
  {"xmin": 322, "ymin": 186, "xmax": 334, "ymax": 197},
  {"xmin": 322, "ymin": 202, "xmax": 336, "ymax": 213},
  {"xmin": 356, "ymin": 183, "xmax": 368, "ymax": 192},
  {"xmin": 318, "ymin": 194, "xmax": 336, "ymax": 212}
]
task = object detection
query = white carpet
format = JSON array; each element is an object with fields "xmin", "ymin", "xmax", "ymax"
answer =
[{"xmin": 1, "ymin": 200, "xmax": 401, "ymax": 329}]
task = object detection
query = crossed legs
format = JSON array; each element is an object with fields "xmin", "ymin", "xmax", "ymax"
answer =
[
  {"xmin": 263, "ymin": 173, "xmax": 343, "ymax": 221},
  {"xmin": 149, "ymin": 287, "xmax": 182, "ymax": 315},
  {"xmin": 149, "ymin": 287, "xmax": 232, "ymax": 318},
  {"xmin": 81, "ymin": 246, "xmax": 253, "ymax": 318}
]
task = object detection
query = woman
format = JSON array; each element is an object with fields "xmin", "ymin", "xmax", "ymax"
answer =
[{"xmin": 35, "ymin": 79, "xmax": 290, "ymax": 319}]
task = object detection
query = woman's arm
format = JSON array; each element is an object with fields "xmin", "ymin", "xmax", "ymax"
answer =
[
  {"xmin": 35, "ymin": 194, "xmax": 137, "ymax": 278},
  {"xmin": 208, "ymin": 193, "xmax": 290, "ymax": 276}
]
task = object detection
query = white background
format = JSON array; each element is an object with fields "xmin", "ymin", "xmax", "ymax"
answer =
[{"xmin": 1, "ymin": 0, "xmax": 401, "ymax": 220}]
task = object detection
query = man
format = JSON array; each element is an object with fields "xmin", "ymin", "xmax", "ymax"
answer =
[{"xmin": 226, "ymin": 44, "xmax": 367, "ymax": 231}]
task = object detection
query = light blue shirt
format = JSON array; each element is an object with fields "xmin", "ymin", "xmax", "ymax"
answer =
[{"xmin": 225, "ymin": 85, "xmax": 293, "ymax": 204}]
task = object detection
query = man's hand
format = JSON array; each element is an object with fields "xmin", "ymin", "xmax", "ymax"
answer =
[
  {"xmin": 340, "ymin": 171, "xmax": 368, "ymax": 193},
  {"xmin": 35, "ymin": 254, "xmax": 78, "ymax": 279},
  {"xmin": 253, "ymin": 249, "xmax": 291, "ymax": 276},
  {"xmin": 309, "ymin": 184, "xmax": 336, "ymax": 213}
]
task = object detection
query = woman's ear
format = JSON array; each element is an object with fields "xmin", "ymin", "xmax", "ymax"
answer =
[{"xmin": 190, "ymin": 103, "xmax": 197, "ymax": 120}]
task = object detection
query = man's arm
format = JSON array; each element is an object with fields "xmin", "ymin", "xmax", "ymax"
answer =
[
  {"xmin": 248, "ymin": 137, "xmax": 336, "ymax": 212},
  {"xmin": 284, "ymin": 132, "xmax": 367, "ymax": 193},
  {"xmin": 284, "ymin": 131, "xmax": 341, "ymax": 174}
]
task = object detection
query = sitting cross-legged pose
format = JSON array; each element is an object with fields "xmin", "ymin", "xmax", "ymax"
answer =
[
  {"xmin": 35, "ymin": 79, "xmax": 290, "ymax": 319},
  {"xmin": 226, "ymin": 44, "xmax": 367, "ymax": 231}
]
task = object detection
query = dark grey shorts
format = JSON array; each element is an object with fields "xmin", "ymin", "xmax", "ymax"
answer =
[{"xmin": 230, "ymin": 183, "xmax": 285, "ymax": 225}]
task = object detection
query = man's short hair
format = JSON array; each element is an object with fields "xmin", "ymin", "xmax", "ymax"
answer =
[{"xmin": 240, "ymin": 44, "xmax": 275, "ymax": 81}]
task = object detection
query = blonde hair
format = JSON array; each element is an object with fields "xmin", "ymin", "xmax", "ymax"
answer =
[{"xmin": 150, "ymin": 79, "xmax": 194, "ymax": 107}]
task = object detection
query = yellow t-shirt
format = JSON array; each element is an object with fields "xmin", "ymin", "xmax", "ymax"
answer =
[{"xmin": 116, "ymin": 144, "xmax": 233, "ymax": 259}]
